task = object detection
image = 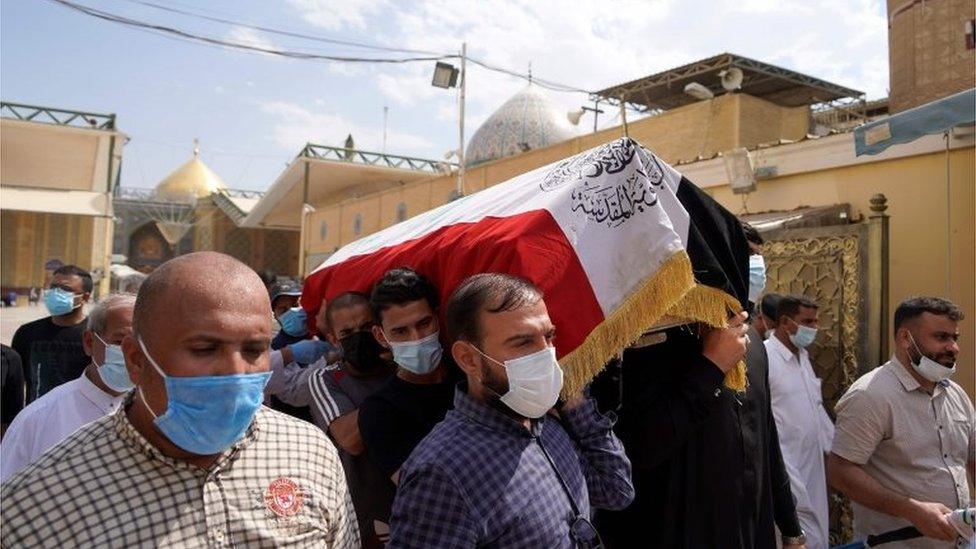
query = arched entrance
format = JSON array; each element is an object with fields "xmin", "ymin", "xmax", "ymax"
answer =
[{"xmin": 128, "ymin": 222, "xmax": 173, "ymax": 273}]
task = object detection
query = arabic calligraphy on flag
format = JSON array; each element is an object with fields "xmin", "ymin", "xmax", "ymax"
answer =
[{"xmin": 302, "ymin": 138, "xmax": 748, "ymax": 395}]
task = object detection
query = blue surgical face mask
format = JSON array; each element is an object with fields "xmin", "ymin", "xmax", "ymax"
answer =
[
  {"xmin": 137, "ymin": 338, "xmax": 271, "ymax": 455},
  {"xmin": 385, "ymin": 331, "xmax": 442, "ymax": 375},
  {"xmin": 93, "ymin": 332, "xmax": 134, "ymax": 392},
  {"xmin": 277, "ymin": 307, "xmax": 308, "ymax": 337},
  {"xmin": 45, "ymin": 287, "xmax": 80, "ymax": 316},
  {"xmin": 789, "ymin": 322, "xmax": 818, "ymax": 349},
  {"xmin": 748, "ymin": 254, "xmax": 766, "ymax": 303}
]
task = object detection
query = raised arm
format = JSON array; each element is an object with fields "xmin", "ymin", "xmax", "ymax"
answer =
[
  {"xmin": 622, "ymin": 317, "xmax": 749, "ymax": 468},
  {"xmin": 559, "ymin": 393, "xmax": 634, "ymax": 510}
]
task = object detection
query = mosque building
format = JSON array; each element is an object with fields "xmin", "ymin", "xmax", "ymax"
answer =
[{"xmin": 111, "ymin": 142, "xmax": 297, "ymax": 277}]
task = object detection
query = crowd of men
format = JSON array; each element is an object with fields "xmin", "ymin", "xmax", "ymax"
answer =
[{"xmin": 0, "ymin": 242, "xmax": 972, "ymax": 548}]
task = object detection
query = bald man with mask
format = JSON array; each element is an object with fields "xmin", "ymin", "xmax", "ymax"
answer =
[{"xmin": 1, "ymin": 252, "xmax": 359, "ymax": 548}]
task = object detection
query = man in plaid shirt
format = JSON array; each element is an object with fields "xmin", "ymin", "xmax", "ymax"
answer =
[
  {"xmin": 387, "ymin": 273, "xmax": 634, "ymax": 548},
  {"xmin": 1, "ymin": 252, "xmax": 359, "ymax": 548}
]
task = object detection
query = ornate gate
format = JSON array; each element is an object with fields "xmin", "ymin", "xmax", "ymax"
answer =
[{"xmin": 758, "ymin": 195, "xmax": 890, "ymax": 544}]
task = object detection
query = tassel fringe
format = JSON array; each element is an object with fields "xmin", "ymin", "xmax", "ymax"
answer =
[{"xmin": 560, "ymin": 250, "xmax": 747, "ymax": 398}]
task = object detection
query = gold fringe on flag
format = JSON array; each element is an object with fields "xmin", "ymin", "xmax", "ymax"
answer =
[
  {"xmin": 560, "ymin": 250, "xmax": 747, "ymax": 398},
  {"xmin": 664, "ymin": 284, "xmax": 748, "ymax": 392}
]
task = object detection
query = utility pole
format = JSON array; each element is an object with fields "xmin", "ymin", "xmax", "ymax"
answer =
[
  {"xmin": 457, "ymin": 42, "xmax": 467, "ymax": 197},
  {"xmin": 582, "ymin": 99, "xmax": 604, "ymax": 133},
  {"xmin": 620, "ymin": 95, "xmax": 629, "ymax": 137}
]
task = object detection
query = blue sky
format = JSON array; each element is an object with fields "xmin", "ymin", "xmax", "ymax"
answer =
[{"xmin": 1, "ymin": 0, "xmax": 889, "ymax": 192}]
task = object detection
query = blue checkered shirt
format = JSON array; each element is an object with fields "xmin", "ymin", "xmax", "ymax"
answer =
[{"xmin": 387, "ymin": 385, "xmax": 634, "ymax": 548}]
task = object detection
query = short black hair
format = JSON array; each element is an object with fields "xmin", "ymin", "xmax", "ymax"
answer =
[
  {"xmin": 775, "ymin": 295, "xmax": 818, "ymax": 322},
  {"xmin": 53, "ymin": 264, "xmax": 93, "ymax": 293},
  {"xmin": 446, "ymin": 273, "xmax": 543, "ymax": 344},
  {"xmin": 370, "ymin": 267, "xmax": 439, "ymax": 323},
  {"xmin": 741, "ymin": 222, "xmax": 764, "ymax": 246},
  {"xmin": 760, "ymin": 293, "xmax": 782, "ymax": 320},
  {"xmin": 893, "ymin": 297, "xmax": 964, "ymax": 332},
  {"xmin": 327, "ymin": 291, "xmax": 371, "ymax": 326}
]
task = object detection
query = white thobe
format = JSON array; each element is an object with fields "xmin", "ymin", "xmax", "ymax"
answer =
[
  {"xmin": 766, "ymin": 335, "xmax": 835, "ymax": 549},
  {"xmin": 0, "ymin": 371, "xmax": 124, "ymax": 482}
]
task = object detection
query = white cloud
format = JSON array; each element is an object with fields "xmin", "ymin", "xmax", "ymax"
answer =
[
  {"xmin": 286, "ymin": 0, "xmax": 389, "ymax": 31},
  {"xmin": 348, "ymin": 0, "xmax": 889, "ymax": 142},
  {"xmin": 226, "ymin": 26, "xmax": 277, "ymax": 53},
  {"xmin": 261, "ymin": 101, "xmax": 436, "ymax": 156}
]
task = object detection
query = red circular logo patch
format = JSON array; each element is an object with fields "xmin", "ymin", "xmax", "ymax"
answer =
[{"xmin": 264, "ymin": 477, "xmax": 304, "ymax": 517}]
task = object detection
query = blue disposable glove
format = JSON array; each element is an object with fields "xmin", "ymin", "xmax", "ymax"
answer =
[{"xmin": 289, "ymin": 339, "xmax": 332, "ymax": 364}]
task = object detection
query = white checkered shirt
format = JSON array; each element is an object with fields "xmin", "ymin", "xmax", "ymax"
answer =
[{"xmin": 0, "ymin": 395, "xmax": 360, "ymax": 548}]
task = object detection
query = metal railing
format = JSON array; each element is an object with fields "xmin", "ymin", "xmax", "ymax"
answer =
[
  {"xmin": 221, "ymin": 188, "xmax": 265, "ymax": 199},
  {"xmin": 113, "ymin": 186, "xmax": 264, "ymax": 202},
  {"xmin": 1, "ymin": 101, "xmax": 116, "ymax": 130},
  {"xmin": 300, "ymin": 143, "xmax": 453, "ymax": 173},
  {"xmin": 113, "ymin": 187, "xmax": 156, "ymax": 201}
]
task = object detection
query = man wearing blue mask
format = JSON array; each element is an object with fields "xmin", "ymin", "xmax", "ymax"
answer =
[
  {"xmin": 1, "ymin": 252, "xmax": 359, "ymax": 547},
  {"xmin": 388, "ymin": 273, "xmax": 634, "ymax": 548},
  {"xmin": 358, "ymin": 267, "xmax": 461, "ymax": 485},
  {"xmin": 0, "ymin": 293, "xmax": 135, "ymax": 482},
  {"xmin": 270, "ymin": 279, "xmax": 308, "ymax": 350},
  {"xmin": 12, "ymin": 264, "xmax": 92, "ymax": 403},
  {"xmin": 766, "ymin": 295, "xmax": 834, "ymax": 549},
  {"xmin": 266, "ymin": 279, "xmax": 331, "ymax": 423}
]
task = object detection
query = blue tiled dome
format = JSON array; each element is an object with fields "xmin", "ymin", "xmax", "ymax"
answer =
[{"xmin": 465, "ymin": 84, "xmax": 576, "ymax": 166}]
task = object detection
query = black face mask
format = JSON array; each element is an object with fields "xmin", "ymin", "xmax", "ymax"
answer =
[{"xmin": 339, "ymin": 331, "xmax": 388, "ymax": 375}]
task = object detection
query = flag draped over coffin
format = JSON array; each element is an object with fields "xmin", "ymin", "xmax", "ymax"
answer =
[{"xmin": 302, "ymin": 137, "xmax": 751, "ymax": 396}]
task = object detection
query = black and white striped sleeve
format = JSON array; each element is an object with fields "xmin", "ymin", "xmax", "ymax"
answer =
[{"xmin": 307, "ymin": 370, "xmax": 355, "ymax": 432}]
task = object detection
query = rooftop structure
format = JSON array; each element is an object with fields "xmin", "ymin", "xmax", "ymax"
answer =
[{"xmin": 593, "ymin": 52, "xmax": 864, "ymax": 112}]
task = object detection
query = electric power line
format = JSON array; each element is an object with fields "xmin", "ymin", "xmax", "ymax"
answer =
[
  {"xmin": 47, "ymin": 0, "xmax": 598, "ymax": 95},
  {"xmin": 46, "ymin": 0, "xmax": 454, "ymax": 64},
  {"xmin": 112, "ymin": 0, "xmax": 445, "ymax": 56}
]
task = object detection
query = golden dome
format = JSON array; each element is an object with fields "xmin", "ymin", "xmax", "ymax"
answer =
[{"xmin": 153, "ymin": 143, "xmax": 227, "ymax": 203}]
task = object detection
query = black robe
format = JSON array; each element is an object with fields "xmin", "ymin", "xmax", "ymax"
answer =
[{"xmin": 592, "ymin": 324, "xmax": 802, "ymax": 548}]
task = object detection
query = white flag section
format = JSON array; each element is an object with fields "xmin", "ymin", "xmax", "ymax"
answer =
[{"xmin": 304, "ymin": 138, "xmax": 746, "ymax": 395}]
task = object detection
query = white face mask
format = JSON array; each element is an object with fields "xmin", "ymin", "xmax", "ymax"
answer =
[
  {"xmin": 908, "ymin": 332, "xmax": 956, "ymax": 383},
  {"xmin": 473, "ymin": 345, "xmax": 564, "ymax": 419}
]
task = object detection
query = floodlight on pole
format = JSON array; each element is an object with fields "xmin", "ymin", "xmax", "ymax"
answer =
[
  {"xmin": 430, "ymin": 44, "xmax": 466, "ymax": 197},
  {"xmin": 431, "ymin": 62, "xmax": 459, "ymax": 89}
]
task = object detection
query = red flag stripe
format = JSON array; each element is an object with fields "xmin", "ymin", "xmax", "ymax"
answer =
[{"xmin": 301, "ymin": 209, "xmax": 604, "ymax": 359}]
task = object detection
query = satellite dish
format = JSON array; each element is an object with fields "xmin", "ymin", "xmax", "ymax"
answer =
[
  {"xmin": 567, "ymin": 109, "xmax": 585, "ymax": 125},
  {"xmin": 720, "ymin": 68, "xmax": 744, "ymax": 91},
  {"xmin": 683, "ymin": 82, "xmax": 714, "ymax": 101}
]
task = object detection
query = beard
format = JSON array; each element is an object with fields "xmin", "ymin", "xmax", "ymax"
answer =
[
  {"xmin": 910, "ymin": 343, "xmax": 957, "ymax": 368},
  {"xmin": 479, "ymin": 357, "xmax": 525, "ymax": 418}
]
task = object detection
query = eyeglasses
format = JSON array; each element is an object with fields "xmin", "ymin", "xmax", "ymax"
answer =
[{"xmin": 569, "ymin": 516, "xmax": 605, "ymax": 549}]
